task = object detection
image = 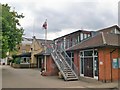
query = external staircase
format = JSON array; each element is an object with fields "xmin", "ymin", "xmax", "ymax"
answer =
[{"xmin": 50, "ymin": 46, "xmax": 79, "ymax": 81}]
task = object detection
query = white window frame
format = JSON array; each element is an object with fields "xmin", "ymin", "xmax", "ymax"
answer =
[{"xmin": 79, "ymin": 49, "xmax": 98, "ymax": 79}]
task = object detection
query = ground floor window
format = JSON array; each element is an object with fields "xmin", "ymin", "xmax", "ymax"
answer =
[
  {"xmin": 80, "ymin": 49, "xmax": 98, "ymax": 79},
  {"xmin": 66, "ymin": 51, "xmax": 74, "ymax": 69},
  {"xmin": 21, "ymin": 57, "xmax": 30, "ymax": 64}
]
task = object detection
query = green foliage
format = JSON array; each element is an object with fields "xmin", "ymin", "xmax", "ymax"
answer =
[
  {"xmin": 1, "ymin": 4, "xmax": 24, "ymax": 58},
  {"xmin": 14, "ymin": 57, "xmax": 21, "ymax": 64}
]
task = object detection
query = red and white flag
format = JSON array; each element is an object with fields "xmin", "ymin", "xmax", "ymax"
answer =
[{"xmin": 42, "ymin": 19, "xmax": 47, "ymax": 29}]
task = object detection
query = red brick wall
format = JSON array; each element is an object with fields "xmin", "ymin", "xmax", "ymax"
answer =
[
  {"xmin": 74, "ymin": 51, "xmax": 80, "ymax": 75},
  {"xmin": 44, "ymin": 56, "xmax": 59, "ymax": 76},
  {"xmin": 98, "ymin": 47, "xmax": 120, "ymax": 82},
  {"xmin": 111, "ymin": 48, "xmax": 120, "ymax": 81}
]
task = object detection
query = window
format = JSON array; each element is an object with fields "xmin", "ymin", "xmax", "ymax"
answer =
[
  {"xmin": 21, "ymin": 57, "xmax": 30, "ymax": 64},
  {"xmin": 64, "ymin": 37, "xmax": 66, "ymax": 49},
  {"xmin": 22, "ymin": 50, "xmax": 26, "ymax": 53},
  {"xmin": 67, "ymin": 52, "xmax": 74, "ymax": 68},
  {"xmin": 81, "ymin": 58, "xmax": 84, "ymax": 74},
  {"xmin": 87, "ymin": 34, "xmax": 90, "ymax": 37},
  {"xmin": 84, "ymin": 34, "xmax": 87, "ymax": 39},
  {"xmin": 78, "ymin": 35, "xmax": 80, "ymax": 43},
  {"xmin": 80, "ymin": 49, "xmax": 98, "ymax": 78},
  {"xmin": 80, "ymin": 33, "xmax": 83, "ymax": 41},
  {"xmin": 84, "ymin": 50, "xmax": 93, "ymax": 56},
  {"xmin": 94, "ymin": 57, "xmax": 98, "ymax": 76},
  {"xmin": 80, "ymin": 51, "xmax": 84, "ymax": 57},
  {"xmin": 94, "ymin": 50, "xmax": 98, "ymax": 56}
]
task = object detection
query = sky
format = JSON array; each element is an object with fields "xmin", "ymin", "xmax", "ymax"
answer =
[{"xmin": 1, "ymin": 0, "xmax": 119, "ymax": 40}]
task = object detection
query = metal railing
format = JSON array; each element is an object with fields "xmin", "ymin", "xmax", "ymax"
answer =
[
  {"xmin": 59, "ymin": 47, "xmax": 79, "ymax": 78},
  {"xmin": 50, "ymin": 46, "xmax": 68, "ymax": 80},
  {"xmin": 49, "ymin": 43, "xmax": 79, "ymax": 80}
]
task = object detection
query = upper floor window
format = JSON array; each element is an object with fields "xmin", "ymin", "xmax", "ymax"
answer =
[
  {"xmin": 22, "ymin": 50, "xmax": 26, "ymax": 53},
  {"xmin": 80, "ymin": 33, "xmax": 84, "ymax": 41},
  {"xmin": 84, "ymin": 34, "xmax": 87, "ymax": 39},
  {"xmin": 87, "ymin": 34, "xmax": 90, "ymax": 37}
]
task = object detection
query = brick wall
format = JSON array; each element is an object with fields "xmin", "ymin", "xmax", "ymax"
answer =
[
  {"xmin": 43, "ymin": 56, "xmax": 59, "ymax": 76},
  {"xmin": 98, "ymin": 47, "xmax": 120, "ymax": 82},
  {"xmin": 74, "ymin": 51, "xmax": 80, "ymax": 75}
]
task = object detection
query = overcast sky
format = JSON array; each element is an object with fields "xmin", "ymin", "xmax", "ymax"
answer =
[{"xmin": 1, "ymin": 0, "xmax": 119, "ymax": 40}]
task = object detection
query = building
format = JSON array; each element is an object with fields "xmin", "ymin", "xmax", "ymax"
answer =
[
  {"xmin": 30, "ymin": 36, "xmax": 53, "ymax": 68},
  {"xmin": 54, "ymin": 30, "xmax": 92, "ymax": 50},
  {"xmin": 40, "ymin": 25, "xmax": 120, "ymax": 82},
  {"xmin": 13, "ymin": 36, "xmax": 53, "ymax": 68},
  {"xmin": 11, "ymin": 37, "xmax": 32, "ymax": 68}
]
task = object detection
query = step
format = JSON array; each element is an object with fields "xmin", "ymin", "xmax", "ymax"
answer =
[
  {"xmin": 67, "ymin": 77, "xmax": 78, "ymax": 81},
  {"xmin": 64, "ymin": 72, "xmax": 74, "ymax": 74},
  {"xmin": 63, "ymin": 68, "xmax": 71, "ymax": 70},
  {"xmin": 66, "ymin": 76, "xmax": 76, "ymax": 78},
  {"xmin": 63, "ymin": 70, "xmax": 72, "ymax": 72},
  {"xmin": 67, "ymin": 75, "xmax": 76, "ymax": 77},
  {"xmin": 64, "ymin": 73, "xmax": 75, "ymax": 76}
]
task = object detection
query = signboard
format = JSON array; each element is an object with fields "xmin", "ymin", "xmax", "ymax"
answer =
[
  {"xmin": 112, "ymin": 58, "xmax": 119, "ymax": 69},
  {"xmin": 119, "ymin": 58, "xmax": 120, "ymax": 68}
]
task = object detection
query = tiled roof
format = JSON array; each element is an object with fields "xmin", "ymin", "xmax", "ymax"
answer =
[
  {"xmin": 34, "ymin": 46, "xmax": 52, "ymax": 56},
  {"xmin": 67, "ymin": 33, "xmax": 120, "ymax": 51}
]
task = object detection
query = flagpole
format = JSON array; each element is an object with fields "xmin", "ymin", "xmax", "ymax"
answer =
[
  {"xmin": 44, "ymin": 28, "xmax": 47, "ymax": 71},
  {"xmin": 44, "ymin": 19, "xmax": 47, "ymax": 72}
]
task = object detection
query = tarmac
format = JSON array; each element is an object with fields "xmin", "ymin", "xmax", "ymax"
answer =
[{"xmin": 1, "ymin": 65, "xmax": 119, "ymax": 89}]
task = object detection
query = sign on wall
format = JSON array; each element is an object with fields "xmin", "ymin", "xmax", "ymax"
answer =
[
  {"xmin": 119, "ymin": 58, "xmax": 120, "ymax": 68},
  {"xmin": 112, "ymin": 58, "xmax": 119, "ymax": 69}
]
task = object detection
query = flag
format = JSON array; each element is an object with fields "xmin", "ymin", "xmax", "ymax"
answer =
[{"xmin": 42, "ymin": 20, "xmax": 47, "ymax": 29}]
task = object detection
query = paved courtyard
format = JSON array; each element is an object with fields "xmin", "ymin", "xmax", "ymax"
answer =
[{"xmin": 1, "ymin": 65, "xmax": 119, "ymax": 89}]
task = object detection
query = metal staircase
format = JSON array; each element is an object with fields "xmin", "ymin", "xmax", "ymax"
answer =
[{"xmin": 50, "ymin": 45, "xmax": 79, "ymax": 81}]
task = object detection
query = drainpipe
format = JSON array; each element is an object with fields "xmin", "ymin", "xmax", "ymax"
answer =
[{"xmin": 110, "ymin": 49, "xmax": 116, "ymax": 82}]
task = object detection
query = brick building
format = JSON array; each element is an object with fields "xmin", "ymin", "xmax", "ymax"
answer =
[{"xmin": 40, "ymin": 25, "xmax": 120, "ymax": 82}]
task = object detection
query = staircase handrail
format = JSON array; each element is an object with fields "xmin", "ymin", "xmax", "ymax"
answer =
[
  {"xmin": 50, "ymin": 46, "xmax": 68, "ymax": 80},
  {"xmin": 60, "ymin": 47, "xmax": 79, "ymax": 78}
]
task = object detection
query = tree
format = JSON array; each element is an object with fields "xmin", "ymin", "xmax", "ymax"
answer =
[{"xmin": 1, "ymin": 4, "xmax": 24, "ymax": 58}]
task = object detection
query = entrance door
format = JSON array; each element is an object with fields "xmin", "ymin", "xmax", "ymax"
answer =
[
  {"xmin": 37, "ymin": 57, "xmax": 42, "ymax": 68},
  {"xmin": 84, "ymin": 57, "xmax": 93, "ymax": 77}
]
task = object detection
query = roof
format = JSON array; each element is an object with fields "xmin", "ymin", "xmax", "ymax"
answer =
[
  {"xmin": 33, "ymin": 36, "xmax": 53, "ymax": 46},
  {"xmin": 35, "ymin": 46, "xmax": 52, "ymax": 56},
  {"xmin": 36, "ymin": 39, "xmax": 53, "ymax": 45},
  {"xmin": 22, "ymin": 37, "xmax": 33, "ymax": 45},
  {"xmin": 67, "ymin": 33, "xmax": 120, "ymax": 51}
]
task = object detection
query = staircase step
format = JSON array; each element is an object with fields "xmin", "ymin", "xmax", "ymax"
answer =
[
  {"xmin": 64, "ymin": 72, "xmax": 74, "ymax": 74},
  {"xmin": 64, "ymin": 68, "xmax": 71, "ymax": 70},
  {"xmin": 67, "ymin": 76, "xmax": 76, "ymax": 78},
  {"xmin": 67, "ymin": 77, "xmax": 78, "ymax": 81},
  {"xmin": 51, "ymin": 49, "xmax": 78, "ymax": 81},
  {"xmin": 63, "ymin": 70, "xmax": 72, "ymax": 72}
]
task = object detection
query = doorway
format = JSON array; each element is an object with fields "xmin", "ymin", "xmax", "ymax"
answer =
[
  {"xmin": 84, "ymin": 57, "xmax": 93, "ymax": 77},
  {"xmin": 37, "ymin": 57, "xmax": 43, "ymax": 69},
  {"xmin": 80, "ymin": 49, "xmax": 98, "ymax": 79}
]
